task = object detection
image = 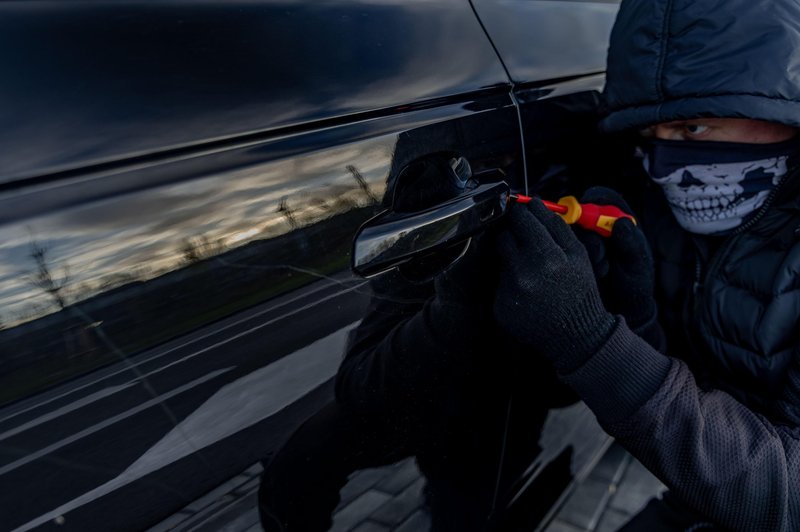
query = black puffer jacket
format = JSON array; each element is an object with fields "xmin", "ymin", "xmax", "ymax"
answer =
[
  {"xmin": 572, "ymin": 174, "xmax": 800, "ymax": 532},
  {"xmin": 646, "ymin": 171, "xmax": 800, "ymax": 417},
  {"xmin": 568, "ymin": 1, "xmax": 800, "ymax": 530}
]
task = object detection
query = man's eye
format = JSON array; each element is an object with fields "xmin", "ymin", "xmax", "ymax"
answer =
[{"xmin": 685, "ymin": 124, "xmax": 709, "ymax": 135}]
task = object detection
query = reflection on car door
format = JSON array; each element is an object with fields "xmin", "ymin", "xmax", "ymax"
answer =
[{"xmin": 0, "ymin": 1, "xmax": 523, "ymax": 530}]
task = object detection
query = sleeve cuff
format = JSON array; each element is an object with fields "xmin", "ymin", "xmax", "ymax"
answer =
[{"xmin": 560, "ymin": 317, "xmax": 673, "ymax": 426}]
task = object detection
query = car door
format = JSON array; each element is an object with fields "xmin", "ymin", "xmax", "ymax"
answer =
[
  {"xmin": 471, "ymin": 0, "xmax": 623, "ymax": 528},
  {"xmin": 0, "ymin": 1, "xmax": 524, "ymax": 530}
]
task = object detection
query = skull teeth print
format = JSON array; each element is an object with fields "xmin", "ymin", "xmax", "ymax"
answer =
[
  {"xmin": 664, "ymin": 186, "xmax": 768, "ymax": 223},
  {"xmin": 647, "ymin": 155, "xmax": 789, "ymax": 233}
]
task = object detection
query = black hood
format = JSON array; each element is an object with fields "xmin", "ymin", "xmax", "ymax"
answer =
[{"xmin": 601, "ymin": 0, "xmax": 800, "ymax": 132}]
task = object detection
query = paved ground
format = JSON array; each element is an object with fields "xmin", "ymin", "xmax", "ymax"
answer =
[
  {"xmin": 150, "ymin": 442, "xmax": 665, "ymax": 532},
  {"xmin": 543, "ymin": 443, "xmax": 666, "ymax": 532}
]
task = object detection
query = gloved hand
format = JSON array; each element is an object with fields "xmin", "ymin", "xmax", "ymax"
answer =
[
  {"xmin": 575, "ymin": 187, "xmax": 664, "ymax": 351},
  {"xmin": 493, "ymin": 200, "xmax": 616, "ymax": 372}
]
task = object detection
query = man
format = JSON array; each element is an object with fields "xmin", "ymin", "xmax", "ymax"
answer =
[{"xmin": 492, "ymin": 1, "xmax": 800, "ymax": 530}]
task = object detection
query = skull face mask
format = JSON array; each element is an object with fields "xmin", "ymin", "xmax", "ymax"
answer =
[{"xmin": 643, "ymin": 138, "xmax": 800, "ymax": 235}]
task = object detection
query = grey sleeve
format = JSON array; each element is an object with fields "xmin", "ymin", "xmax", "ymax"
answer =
[{"xmin": 561, "ymin": 322, "xmax": 800, "ymax": 532}]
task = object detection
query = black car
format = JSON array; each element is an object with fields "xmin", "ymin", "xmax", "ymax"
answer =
[{"xmin": 0, "ymin": 1, "xmax": 623, "ymax": 530}]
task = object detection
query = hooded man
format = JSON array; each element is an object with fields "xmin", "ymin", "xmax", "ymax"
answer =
[{"xmin": 493, "ymin": 0, "xmax": 800, "ymax": 530}]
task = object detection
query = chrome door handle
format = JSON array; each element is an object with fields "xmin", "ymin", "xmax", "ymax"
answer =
[{"xmin": 351, "ymin": 181, "xmax": 511, "ymax": 277}]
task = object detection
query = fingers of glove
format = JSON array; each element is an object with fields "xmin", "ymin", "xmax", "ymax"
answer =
[
  {"xmin": 524, "ymin": 199, "xmax": 581, "ymax": 254},
  {"xmin": 606, "ymin": 219, "xmax": 655, "ymax": 309},
  {"xmin": 574, "ymin": 227, "xmax": 609, "ymax": 279},
  {"xmin": 607, "ymin": 218, "xmax": 652, "ymax": 271},
  {"xmin": 505, "ymin": 204, "xmax": 563, "ymax": 257},
  {"xmin": 580, "ymin": 186, "xmax": 634, "ymax": 214}
]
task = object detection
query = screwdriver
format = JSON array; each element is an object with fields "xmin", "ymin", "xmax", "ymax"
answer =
[{"xmin": 509, "ymin": 193, "xmax": 636, "ymax": 237}]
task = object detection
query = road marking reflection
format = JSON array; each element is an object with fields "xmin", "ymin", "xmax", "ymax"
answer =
[
  {"xmin": 0, "ymin": 368, "xmax": 233, "ymax": 476},
  {"xmin": 0, "ymin": 278, "xmax": 363, "ymax": 426},
  {"xmin": 12, "ymin": 323, "xmax": 357, "ymax": 532},
  {"xmin": 0, "ymin": 382, "xmax": 137, "ymax": 442}
]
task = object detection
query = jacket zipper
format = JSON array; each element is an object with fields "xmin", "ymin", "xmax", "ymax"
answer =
[
  {"xmin": 693, "ymin": 167, "xmax": 798, "ymax": 295},
  {"xmin": 686, "ymin": 169, "xmax": 797, "ymax": 383}
]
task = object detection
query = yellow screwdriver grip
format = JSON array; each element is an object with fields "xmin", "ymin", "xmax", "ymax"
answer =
[{"xmin": 556, "ymin": 196, "xmax": 582, "ymax": 225}]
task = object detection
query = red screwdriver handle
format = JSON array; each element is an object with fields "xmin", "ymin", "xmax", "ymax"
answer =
[
  {"xmin": 509, "ymin": 194, "xmax": 636, "ymax": 237},
  {"xmin": 575, "ymin": 202, "xmax": 635, "ymax": 237}
]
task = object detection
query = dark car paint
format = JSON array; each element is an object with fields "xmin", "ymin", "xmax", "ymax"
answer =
[
  {"xmin": 472, "ymin": 0, "xmax": 619, "ymax": 85},
  {"xmin": 0, "ymin": 1, "xmax": 618, "ymax": 530},
  {"xmin": 0, "ymin": 1, "xmax": 506, "ymax": 184}
]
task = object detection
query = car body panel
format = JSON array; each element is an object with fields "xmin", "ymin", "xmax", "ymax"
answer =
[
  {"xmin": 472, "ymin": 0, "xmax": 620, "ymax": 85},
  {"xmin": 0, "ymin": 0, "xmax": 507, "ymax": 183},
  {"xmin": 0, "ymin": 4, "xmax": 522, "ymax": 523},
  {"xmin": 0, "ymin": 1, "xmax": 618, "ymax": 530}
]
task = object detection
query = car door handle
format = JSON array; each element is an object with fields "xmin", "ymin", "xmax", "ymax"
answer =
[{"xmin": 351, "ymin": 181, "xmax": 511, "ymax": 277}]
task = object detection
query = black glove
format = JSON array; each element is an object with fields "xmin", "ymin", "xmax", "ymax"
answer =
[
  {"xmin": 575, "ymin": 187, "xmax": 664, "ymax": 351},
  {"xmin": 493, "ymin": 201, "xmax": 616, "ymax": 373}
]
